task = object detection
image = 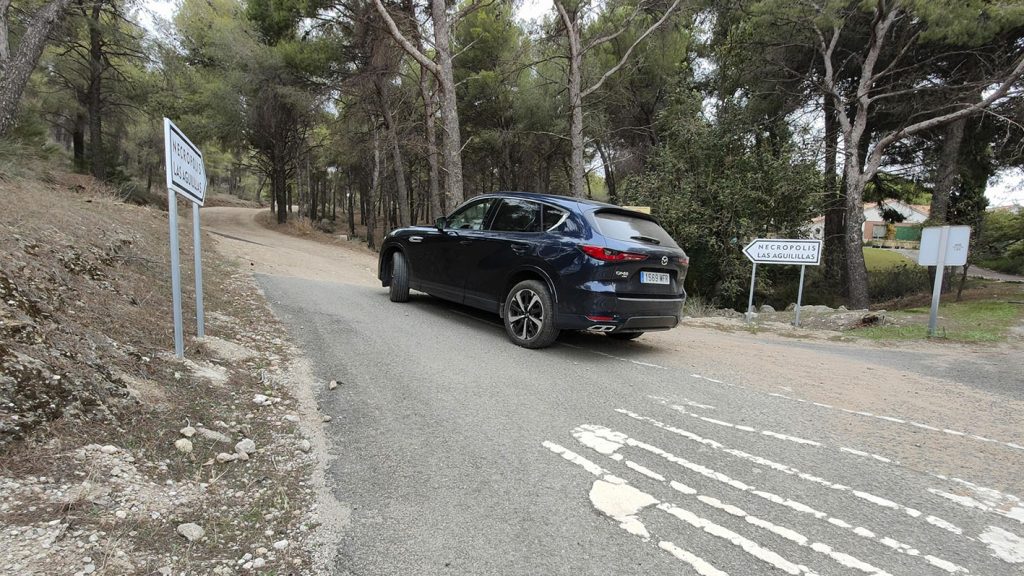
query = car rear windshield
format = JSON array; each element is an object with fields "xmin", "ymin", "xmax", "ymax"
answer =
[{"xmin": 593, "ymin": 211, "xmax": 679, "ymax": 248}]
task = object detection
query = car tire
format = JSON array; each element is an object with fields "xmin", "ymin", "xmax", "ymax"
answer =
[
  {"xmin": 503, "ymin": 280, "xmax": 560, "ymax": 349},
  {"xmin": 389, "ymin": 251, "xmax": 410, "ymax": 303},
  {"xmin": 607, "ymin": 331, "xmax": 643, "ymax": 341}
]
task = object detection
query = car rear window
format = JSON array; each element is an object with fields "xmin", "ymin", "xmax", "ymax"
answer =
[{"xmin": 593, "ymin": 211, "xmax": 679, "ymax": 248}]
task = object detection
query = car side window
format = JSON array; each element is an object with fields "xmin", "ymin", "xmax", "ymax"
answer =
[
  {"xmin": 447, "ymin": 199, "xmax": 495, "ymax": 230},
  {"xmin": 541, "ymin": 205, "xmax": 568, "ymax": 231},
  {"xmin": 490, "ymin": 199, "xmax": 541, "ymax": 233}
]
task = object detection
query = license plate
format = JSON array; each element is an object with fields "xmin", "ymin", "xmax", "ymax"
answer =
[{"xmin": 640, "ymin": 271, "xmax": 670, "ymax": 285}]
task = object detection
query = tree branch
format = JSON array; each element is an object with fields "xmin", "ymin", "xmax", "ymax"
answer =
[
  {"xmin": 372, "ymin": 0, "xmax": 438, "ymax": 76},
  {"xmin": 581, "ymin": 0, "xmax": 682, "ymax": 99}
]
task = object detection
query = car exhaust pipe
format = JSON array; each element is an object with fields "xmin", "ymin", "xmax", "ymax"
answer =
[{"xmin": 587, "ymin": 325, "xmax": 616, "ymax": 333}]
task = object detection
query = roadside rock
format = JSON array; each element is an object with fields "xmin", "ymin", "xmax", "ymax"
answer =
[
  {"xmin": 759, "ymin": 304, "xmax": 776, "ymax": 313},
  {"xmin": 328, "ymin": 380, "xmax": 338, "ymax": 390},
  {"xmin": 195, "ymin": 427, "xmax": 231, "ymax": 444},
  {"xmin": 216, "ymin": 452, "xmax": 238, "ymax": 463},
  {"xmin": 176, "ymin": 523, "xmax": 205, "ymax": 542},
  {"xmin": 174, "ymin": 439, "xmax": 193, "ymax": 454},
  {"xmin": 234, "ymin": 438, "xmax": 256, "ymax": 456},
  {"xmin": 179, "ymin": 426, "xmax": 196, "ymax": 438},
  {"xmin": 298, "ymin": 440, "xmax": 311, "ymax": 453}
]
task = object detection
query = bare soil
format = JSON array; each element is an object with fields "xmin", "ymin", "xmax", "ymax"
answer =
[{"xmin": 0, "ymin": 171, "xmax": 328, "ymax": 575}]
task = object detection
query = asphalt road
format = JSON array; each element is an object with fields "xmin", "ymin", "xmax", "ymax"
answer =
[{"xmin": 206, "ymin": 208, "xmax": 1024, "ymax": 576}]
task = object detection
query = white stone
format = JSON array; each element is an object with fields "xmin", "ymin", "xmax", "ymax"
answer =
[
  {"xmin": 252, "ymin": 558, "xmax": 266, "ymax": 569},
  {"xmin": 328, "ymin": 380, "xmax": 338, "ymax": 390},
  {"xmin": 322, "ymin": 416, "xmax": 332, "ymax": 423},
  {"xmin": 179, "ymin": 426, "xmax": 196, "ymax": 438},
  {"xmin": 99, "ymin": 445, "xmax": 118, "ymax": 455},
  {"xmin": 176, "ymin": 523, "xmax": 205, "ymax": 542},
  {"xmin": 114, "ymin": 510, "xmax": 127, "ymax": 520},
  {"xmin": 298, "ymin": 440, "xmax": 312, "ymax": 453},
  {"xmin": 216, "ymin": 452, "xmax": 238, "ymax": 464},
  {"xmin": 273, "ymin": 539, "xmax": 288, "ymax": 550},
  {"xmin": 253, "ymin": 394, "xmax": 269, "ymax": 405},
  {"xmin": 174, "ymin": 439, "xmax": 193, "ymax": 454},
  {"xmin": 235, "ymin": 439, "xmax": 256, "ymax": 455}
]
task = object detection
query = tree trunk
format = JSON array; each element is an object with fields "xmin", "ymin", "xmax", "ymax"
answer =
[
  {"xmin": 87, "ymin": 0, "xmax": 105, "ymax": 180},
  {"xmin": 72, "ymin": 110, "xmax": 86, "ymax": 171},
  {"xmin": 930, "ymin": 117, "xmax": 966, "ymax": 224},
  {"xmin": 0, "ymin": 0, "xmax": 11, "ymax": 65},
  {"xmin": 843, "ymin": 172, "xmax": 870, "ymax": 308},
  {"xmin": 596, "ymin": 140, "xmax": 617, "ymax": 204},
  {"xmin": 375, "ymin": 77, "xmax": 411, "ymax": 227},
  {"xmin": 0, "ymin": 0, "xmax": 74, "ymax": 137},
  {"xmin": 420, "ymin": 66, "xmax": 442, "ymax": 219},
  {"xmin": 560, "ymin": 5, "xmax": 586, "ymax": 199},
  {"xmin": 273, "ymin": 165, "xmax": 287, "ymax": 224},
  {"xmin": 367, "ymin": 127, "xmax": 380, "ymax": 250},
  {"xmin": 431, "ymin": 0, "xmax": 464, "ymax": 207},
  {"xmin": 347, "ymin": 183, "xmax": 356, "ymax": 238},
  {"xmin": 822, "ymin": 96, "xmax": 845, "ymax": 291}
]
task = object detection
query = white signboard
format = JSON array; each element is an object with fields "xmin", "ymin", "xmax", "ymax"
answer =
[
  {"xmin": 743, "ymin": 239, "xmax": 822, "ymax": 266},
  {"xmin": 918, "ymin": 225, "xmax": 970, "ymax": 267},
  {"xmin": 164, "ymin": 118, "xmax": 207, "ymax": 205}
]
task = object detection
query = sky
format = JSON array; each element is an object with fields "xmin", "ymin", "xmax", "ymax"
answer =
[{"xmin": 136, "ymin": 0, "xmax": 1023, "ymax": 207}]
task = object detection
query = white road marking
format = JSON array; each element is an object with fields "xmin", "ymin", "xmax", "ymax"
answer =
[
  {"xmin": 933, "ymin": 476, "xmax": 1024, "ymax": 524},
  {"xmin": 930, "ymin": 488, "xmax": 1024, "ymax": 526},
  {"xmin": 840, "ymin": 447, "xmax": 893, "ymax": 463},
  {"xmin": 649, "ymin": 395, "xmax": 717, "ymax": 410},
  {"xmin": 621, "ymin": 409, "xmax": 963, "ymax": 534},
  {"xmin": 658, "ymin": 541, "xmax": 729, "ymax": 576},
  {"xmin": 979, "ymin": 526, "xmax": 1024, "ymax": 563},
  {"xmin": 590, "ymin": 479, "xmax": 658, "ymax": 539},
  {"xmin": 658, "ymin": 503, "xmax": 818, "ymax": 576},
  {"xmin": 541, "ymin": 441, "xmax": 728, "ymax": 575},
  {"xmin": 572, "ymin": 424, "xmax": 927, "ymax": 575},
  {"xmin": 615, "ymin": 412, "xmax": 970, "ymax": 572},
  {"xmin": 659, "ymin": 400, "xmax": 822, "ymax": 447},
  {"xmin": 560, "ymin": 342, "xmax": 668, "ymax": 369}
]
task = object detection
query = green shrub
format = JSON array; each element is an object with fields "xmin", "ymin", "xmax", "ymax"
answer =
[{"xmin": 868, "ymin": 264, "xmax": 931, "ymax": 301}]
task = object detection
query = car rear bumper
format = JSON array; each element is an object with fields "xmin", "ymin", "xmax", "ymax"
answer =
[{"xmin": 555, "ymin": 289, "xmax": 686, "ymax": 333}]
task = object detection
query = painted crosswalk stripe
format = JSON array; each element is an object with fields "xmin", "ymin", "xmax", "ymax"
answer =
[
  {"xmin": 541, "ymin": 441, "xmax": 729, "ymax": 575},
  {"xmin": 614, "ymin": 412, "xmax": 970, "ymax": 573},
  {"xmin": 571, "ymin": 425, "xmax": 894, "ymax": 575}
]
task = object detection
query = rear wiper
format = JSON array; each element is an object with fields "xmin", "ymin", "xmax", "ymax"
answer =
[{"xmin": 630, "ymin": 235, "xmax": 661, "ymax": 245}]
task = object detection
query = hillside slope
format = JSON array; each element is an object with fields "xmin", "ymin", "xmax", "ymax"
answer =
[{"xmin": 0, "ymin": 166, "xmax": 329, "ymax": 575}]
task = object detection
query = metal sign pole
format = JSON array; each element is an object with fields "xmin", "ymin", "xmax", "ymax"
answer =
[
  {"xmin": 794, "ymin": 264, "xmax": 806, "ymax": 327},
  {"xmin": 167, "ymin": 193, "xmax": 184, "ymax": 358},
  {"xmin": 746, "ymin": 262, "xmax": 758, "ymax": 323},
  {"xmin": 192, "ymin": 202, "xmax": 205, "ymax": 338},
  {"xmin": 927, "ymin": 225, "xmax": 950, "ymax": 337}
]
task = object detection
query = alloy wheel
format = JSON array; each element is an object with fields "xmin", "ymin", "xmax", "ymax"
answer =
[{"xmin": 507, "ymin": 288, "xmax": 544, "ymax": 341}]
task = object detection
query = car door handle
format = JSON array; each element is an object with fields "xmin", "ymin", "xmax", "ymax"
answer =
[
  {"xmin": 459, "ymin": 240, "xmax": 473, "ymax": 245},
  {"xmin": 410, "ymin": 236, "xmax": 423, "ymax": 243},
  {"xmin": 510, "ymin": 243, "xmax": 529, "ymax": 254}
]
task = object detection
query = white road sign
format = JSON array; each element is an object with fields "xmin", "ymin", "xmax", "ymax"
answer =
[
  {"xmin": 743, "ymin": 239, "xmax": 822, "ymax": 266},
  {"xmin": 164, "ymin": 118, "xmax": 207, "ymax": 205},
  {"xmin": 918, "ymin": 225, "xmax": 970, "ymax": 267}
]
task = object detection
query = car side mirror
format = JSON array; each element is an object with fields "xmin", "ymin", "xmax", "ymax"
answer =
[{"xmin": 435, "ymin": 217, "xmax": 446, "ymax": 231}]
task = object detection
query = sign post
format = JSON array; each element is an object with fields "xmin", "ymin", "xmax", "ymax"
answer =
[
  {"xmin": 742, "ymin": 239, "xmax": 822, "ymax": 326},
  {"xmin": 164, "ymin": 118, "xmax": 207, "ymax": 357},
  {"xmin": 917, "ymin": 225, "xmax": 970, "ymax": 337}
]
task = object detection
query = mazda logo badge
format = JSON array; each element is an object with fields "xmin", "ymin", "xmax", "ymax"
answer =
[{"xmin": 661, "ymin": 256, "xmax": 668, "ymax": 265}]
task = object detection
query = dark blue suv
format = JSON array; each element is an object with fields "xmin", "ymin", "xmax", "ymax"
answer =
[{"xmin": 378, "ymin": 192, "xmax": 689, "ymax": 348}]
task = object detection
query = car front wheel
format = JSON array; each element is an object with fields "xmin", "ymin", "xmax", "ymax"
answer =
[
  {"xmin": 503, "ymin": 280, "xmax": 559, "ymax": 349},
  {"xmin": 389, "ymin": 251, "xmax": 410, "ymax": 302}
]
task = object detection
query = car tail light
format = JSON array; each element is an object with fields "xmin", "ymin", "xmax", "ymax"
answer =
[
  {"xmin": 580, "ymin": 245, "xmax": 647, "ymax": 262},
  {"xmin": 586, "ymin": 315, "xmax": 615, "ymax": 322},
  {"xmin": 679, "ymin": 256, "xmax": 690, "ymax": 266}
]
